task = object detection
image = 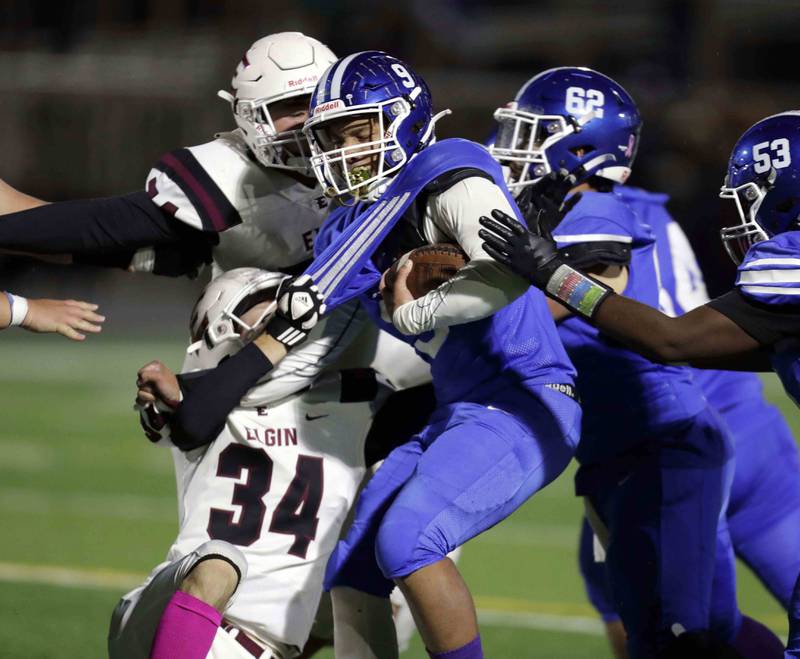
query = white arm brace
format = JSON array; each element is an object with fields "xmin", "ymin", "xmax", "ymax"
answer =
[{"xmin": 392, "ymin": 176, "xmax": 528, "ymax": 335}]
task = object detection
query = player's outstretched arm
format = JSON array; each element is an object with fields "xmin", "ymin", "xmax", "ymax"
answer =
[
  {"xmin": 0, "ymin": 192, "xmax": 213, "ymax": 276},
  {"xmin": 479, "ymin": 209, "xmax": 764, "ymax": 368},
  {"xmin": 1, "ymin": 291, "xmax": 104, "ymax": 341},
  {"xmin": 589, "ymin": 293, "xmax": 762, "ymax": 366},
  {"xmin": 0, "ymin": 178, "xmax": 48, "ymax": 215},
  {"xmin": 141, "ymin": 277, "xmax": 324, "ymax": 450}
]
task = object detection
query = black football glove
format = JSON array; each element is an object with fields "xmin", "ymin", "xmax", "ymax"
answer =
[
  {"xmin": 126, "ymin": 234, "xmax": 213, "ymax": 279},
  {"xmin": 515, "ymin": 166, "xmax": 584, "ymax": 236},
  {"xmin": 479, "ymin": 209, "xmax": 613, "ymax": 319},
  {"xmin": 265, "ymin": 274, "xmax": 326, "ymax": 348},
  {"xmin": 479, "ymin": 208, "xmax": 563, "ymax": 288},
  {"xmin": 151, "ymin": 236, "xmax": 213, "ymax": 278}
]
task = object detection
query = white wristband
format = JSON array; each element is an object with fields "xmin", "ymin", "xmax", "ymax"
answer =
[{"xmin": 8, "ymin": 293, "xmax": 29, "ymax": 327}]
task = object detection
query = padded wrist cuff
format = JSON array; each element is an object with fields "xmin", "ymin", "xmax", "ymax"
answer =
[
  {"xmin": 546, "ymin": 263, "xmax": 613, "ymax": 318},
  {"xmin": 8, "ymin": 293, "xmax": 28, "ymax": 327}
]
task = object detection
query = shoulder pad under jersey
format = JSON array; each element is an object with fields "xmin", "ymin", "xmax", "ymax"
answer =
[
  {"xmin": 395, "ymin": 139, "xmax": 503, "ymax": 192},
  {"xmin": 554, "ymin": 190, "xmax": 654, "ymax": 249},
  {"xmin": 615, "ymin": 185, "xmax": 673, "ymax": 233},
  {"xmin": 614, "ymin": 185, "xmax": 669, "ymax": 207},
  {"xmin": 145, "ymin": 132, "xmax": 255, "ymax": 232},
  {"xmin": 737, "ymin": 231, "xmax": 800, "ymax": 306}
]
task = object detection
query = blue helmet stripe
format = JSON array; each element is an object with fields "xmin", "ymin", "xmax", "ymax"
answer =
[
  {"xmin": 328, "ymin": 52, "xmax": 362, "ymax": 102},
  {"xmin": 315, "ymin": 62, "xmax": 337, "ymax": 103}
]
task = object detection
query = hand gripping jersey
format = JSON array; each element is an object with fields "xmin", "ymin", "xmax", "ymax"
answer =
[
  {"xmin": 554, "ymin": 191, "xmax": 706, "ymax": 463},
  {"xmin": 308, "ymin": 138, "xmax": 577, "ymax": 404},
  {"xmin": 115, "ymin": 357, "xmax": 373, "ymax": 656},
  {"xmin": 146, "ymin": 130, "xmax": 329, "ymax": 276},
  {"xmin": 145, "ymin": 129, "xmax": 432, "ymax": 390}
]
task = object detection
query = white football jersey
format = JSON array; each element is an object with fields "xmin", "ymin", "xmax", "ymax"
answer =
[
  {"xmin": 181, "ymin": 299, "xmax": 369, "ymax": 408},
  {"xmin": 145, "ymin": 130, "xmax": 329, "ymax": 276},
  {"xmin": 162, "ymin": 388, "xmax": 371, "ymax": 650},
  {"xmin": 145, "ymin": 129, "xmax": 431, "ymax": 388}
]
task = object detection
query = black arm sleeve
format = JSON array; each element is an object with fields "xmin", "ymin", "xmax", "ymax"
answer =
[
  {"xmin": 171, "ymin": 343, "xmax": 274, "ymax": 451},
  {"xmin": 707, "ymin": 289, "xmax": 800, "ymax": 347},
  {"xmin": 0, "ymin": 191, "xmax": 208, "ymax": 255},
  {"xmin": 558, "ymin": 241, "xmax": 631, "ymax": 270}
]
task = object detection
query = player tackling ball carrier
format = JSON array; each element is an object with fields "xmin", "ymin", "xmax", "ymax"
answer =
[{"xmin": 109, "ymin": 268, "xmax": 383, "ymax": 659}]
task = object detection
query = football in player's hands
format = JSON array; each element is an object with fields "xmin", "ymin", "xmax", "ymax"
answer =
[{"xmin": 385, "ymin": 243, "xmax": 469, "ymax": 299}]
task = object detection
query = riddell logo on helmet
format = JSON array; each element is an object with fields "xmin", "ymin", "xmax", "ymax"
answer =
[
  {"xmin": 313, "ymin": 100, "xmax": 345, "ymax": 115},
  {"xmin": 287, "ymin": 75, "xmax": 319, "ymax": 88}
]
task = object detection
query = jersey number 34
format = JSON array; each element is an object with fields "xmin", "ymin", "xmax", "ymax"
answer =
[{"xmin": 208, "ymin": 444, "xmax": 323, "ymax": 558}]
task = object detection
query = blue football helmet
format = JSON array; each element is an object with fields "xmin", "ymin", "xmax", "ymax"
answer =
[
  {"xmin": 489, "ymin": 67, "xmax": 641, "ymax": 193},
  {"xmin": 303, "ymin": 51, "xmax": 438, "ymax": 200},
  {"xmin": 720, "ymin": 111, "xmax": 800, "ymax": 263}
]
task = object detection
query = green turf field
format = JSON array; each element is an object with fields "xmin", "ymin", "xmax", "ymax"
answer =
[{"xmin": 0, "ymin": 334, "xmax": 794, "ymax": 658}]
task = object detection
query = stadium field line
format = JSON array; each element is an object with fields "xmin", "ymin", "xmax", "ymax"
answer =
[
  {"xmin": 0, "ymin": 561, "xmax": 142, "ymax": 591},
  {"xmin": 0, "ymin": 561, "xmax": 599, "ymax": 634},
  {"xmin": 0, "ymin": 486, "xmax": 175, "ymax": 521},
  {"xmin": 0, "ymin": 561, "xmax": 787, "ymax": 635}
]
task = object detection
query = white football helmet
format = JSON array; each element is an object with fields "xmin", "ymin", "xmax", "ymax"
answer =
[
  {"xmin": 186, "ymin": 267, "xmax": 288, "ymax": 371},
  {"xmin": 218, "ymin": 32, "xmax": 337, "ymax": 175}
]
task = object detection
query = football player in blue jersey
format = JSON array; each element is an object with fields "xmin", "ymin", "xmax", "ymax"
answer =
[
  {"xmin": 283, "ymin": 51, "xmax": 583, "ymax": 659},
  {"xmin": 486, "ymin": 67, "xmax": 784, "ymax": 659},
  {"xmin": 481, "ymin": 107, "xmax": 800, "ymax": 658},
  {"xmin": 481, "ymin": 110, "xmax": 800, "ymax": 433},
  {"xmin": 137, "ymin": 50, "xmax": 582, "ymax": 659},
  {"xmin": 579, "ymin": 181, "xmax": 798, "ymax": 659}
]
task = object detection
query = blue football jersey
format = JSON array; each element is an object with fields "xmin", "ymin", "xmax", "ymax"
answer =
[
  {"xmin": 735, "ymin": 231, "xmax": 800, "ymax": 405},
  {"xmin": 554, "ymin": 190, "xmax": 706, "ymax": 462},
  {"xmin": 737, "ymin": 230, "xmax": 800, "ymax": 307},
  {"xmin": 311, "ymin": 139, "xmax": 577, "ymax": 405},
  {"xmin": 617, "ymin": 186, "xmax": 765, "ymax": 414}
]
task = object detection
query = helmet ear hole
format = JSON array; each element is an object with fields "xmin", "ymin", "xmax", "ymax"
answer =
[
  {"xmin": 774, "ymin": 197, "xmax": 797, "ymax": 213},
  {"xmin": 569, "ymin": 144, "xmax": 596, "ymax": 156}
]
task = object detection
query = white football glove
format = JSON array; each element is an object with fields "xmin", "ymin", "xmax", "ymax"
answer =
[{"xmin": 265, "ymin": 274, "xmax": 326, "ymax": 348}]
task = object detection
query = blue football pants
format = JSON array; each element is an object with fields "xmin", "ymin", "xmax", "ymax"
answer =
[{"xmin": 324, "ymin": 386, "xmax": 581, "ymax": 596}]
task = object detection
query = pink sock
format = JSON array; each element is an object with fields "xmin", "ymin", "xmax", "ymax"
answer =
[{"xmin": 150, "ymin": 591, "xmax": 222, "ymax": 659}]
